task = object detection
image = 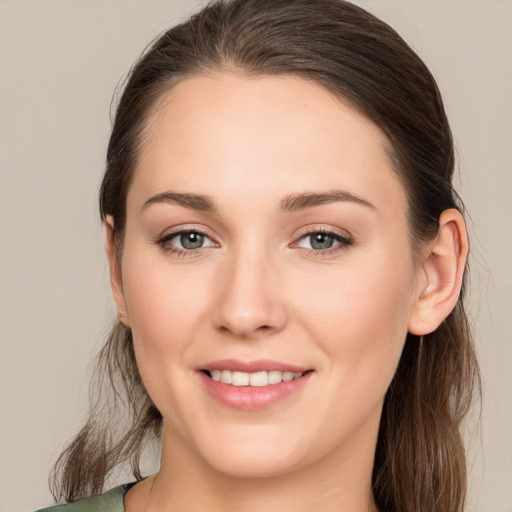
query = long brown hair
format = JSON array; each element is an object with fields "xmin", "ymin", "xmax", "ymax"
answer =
[{"xmin": 50, "ymin": 1, "xmax": 480, "ymax": 510}]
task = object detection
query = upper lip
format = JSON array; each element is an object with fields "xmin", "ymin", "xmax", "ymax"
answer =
[{"xmin": 200, "ymin": 359, "xmax": 312, "ymax": 373}]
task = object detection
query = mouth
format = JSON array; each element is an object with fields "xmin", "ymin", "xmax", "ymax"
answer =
[
  {"xmin": 202, "ymin": 369, "xmax": 312, "ymax": 387},
  {"xmin": 197, "ymin": 361, "xmax": 314, "ymax": 411}
]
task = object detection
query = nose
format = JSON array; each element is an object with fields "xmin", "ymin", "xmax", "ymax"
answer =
[{"xmin": 212, "ymin": 246, "xmax": 288, "ymax": 339}]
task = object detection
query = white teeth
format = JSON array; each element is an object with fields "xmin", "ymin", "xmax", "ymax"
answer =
[
  {"xmin": 232, "ymin": 371, "xmax": 250, "ymax": 386},
  {"xmin": 209, "ymin": 369, "xmax": 304, "ymax": 386},
  {"xmin": 249, "ymin": 371, "xmax": 268, "ymax": 387},
  {"xmin": 220, "ymin": 370, "xmax": 232, "ymax": 384},
  {"xmin": 268, "ymin": 370, "xmax": 282, "ymax": 384}
]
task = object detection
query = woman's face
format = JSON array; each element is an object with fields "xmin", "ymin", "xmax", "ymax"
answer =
[{"xmin": 113, "ymin": 73, "xmax": 425, "ymax": 478}]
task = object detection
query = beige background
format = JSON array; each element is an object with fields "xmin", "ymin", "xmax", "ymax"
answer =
[{"xmin": 1, "ymin": 1, "xmax": 511, "ymax": 511}]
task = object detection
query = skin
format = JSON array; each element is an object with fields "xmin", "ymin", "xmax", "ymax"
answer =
[{"xmin": 107, "ymin": 73, "xmax": 468, "ymax": 512}]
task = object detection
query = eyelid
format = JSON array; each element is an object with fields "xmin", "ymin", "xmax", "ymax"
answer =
[
  {"xmin": 166, "ymin": 230, "xmax": 216, "ymax": 247},
  {"xmin": 156, "ymin": 223, "xmax": 217, "ymax": 241},
  {"xmin": 292, "ymin": 225, "xmax": 353, "ymax": 242},
  {"xmin": 154, "ymin": 224, "xmax": 353, "ymax": 258},
  {"xmin": 290, "ymin": 225, "xmax": 354, "ymax": 254},
  {"xmin": 155, "ymin": 225, "xmax": 220, "ymax": 257}
]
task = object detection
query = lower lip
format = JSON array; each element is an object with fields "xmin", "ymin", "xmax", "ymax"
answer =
[{"xmin": 198, "ymin": 371, "xmax": 313, "ymax": 411}]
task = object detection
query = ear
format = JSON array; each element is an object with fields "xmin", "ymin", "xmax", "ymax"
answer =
[
  {"xmin": 105, "ymin": 216, "xmax": 130, "ymax": 328},
  {"xmin": 408, "ymin": 209, "xmax": 468, "ymax": 336}
]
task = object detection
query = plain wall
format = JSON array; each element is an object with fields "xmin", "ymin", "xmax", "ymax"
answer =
[{"xmin": 1, "ymin": 1, "xmax": 511, "ymax": 511}]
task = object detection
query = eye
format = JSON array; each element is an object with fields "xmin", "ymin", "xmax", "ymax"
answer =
[
  {"xmin": 175, "ymin": 231, "xmax": 208, "ymax": 250},
  {"xmin": 157, "ymin": 229, "xmax": 217, "ymax": 255},
  {"xmin": 294, "ymin": 229, "xmax": 353, "ymax": 253}
]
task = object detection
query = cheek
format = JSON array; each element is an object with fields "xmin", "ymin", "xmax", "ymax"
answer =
[
  {"xmin": 294, "ymin": 254, "xmax": 417, "ymax": 390},
  {"xmin": 118, "ymin": 244, "xmax": 217, "ymax": 426},
  {"xmin": 119, "ymin": 241, "xmax": 213, "ymax": 361}
]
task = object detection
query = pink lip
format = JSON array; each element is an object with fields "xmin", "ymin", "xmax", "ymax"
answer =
[
  {"xmin": 200, "ymin": 359, "xmax": 311, "ymax": 373},
  {"xmin": 197, "ymin": 360, "xmax": 314, "ymax": 411}
]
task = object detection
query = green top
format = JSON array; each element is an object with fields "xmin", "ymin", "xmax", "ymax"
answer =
[{"xmin": 36, "ymin": 484, "xmax": 134, "ymax": 512}]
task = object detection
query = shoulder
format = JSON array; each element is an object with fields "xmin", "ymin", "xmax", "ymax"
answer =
[{"xmin": 35, "ymin": 484, "xmax": 133, "ymax": 512}]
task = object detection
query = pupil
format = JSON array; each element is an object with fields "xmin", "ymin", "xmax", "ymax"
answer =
[
  {"xmin": 181, "ymin": 232, "xmax": 204, "ymax": 249},
  {"xmin": 311, "ymin": 233, "xmax": 333, "ymax": 250}
]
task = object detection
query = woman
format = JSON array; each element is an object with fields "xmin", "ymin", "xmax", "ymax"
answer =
[{"xmin": 40, "ymin": 0, "xmax": 480, "ymax": 511}]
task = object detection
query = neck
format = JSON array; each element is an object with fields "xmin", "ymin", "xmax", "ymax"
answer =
[{"xmin": 127, "ymin": 422, "xmax": 379, "ymax": 512}]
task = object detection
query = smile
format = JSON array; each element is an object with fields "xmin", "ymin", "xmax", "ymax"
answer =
[
  {"xmin": 198, "ymin": 361, "xmax": 314, "ymax": 411},
  {"xmin": 206, "ymin": 369, "xmax": 304, "ymax": 386}
]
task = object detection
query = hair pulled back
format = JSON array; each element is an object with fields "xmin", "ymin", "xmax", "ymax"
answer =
[{"xmin": 51, "ymin": 1, "xmax": 480, "ymax": 510}]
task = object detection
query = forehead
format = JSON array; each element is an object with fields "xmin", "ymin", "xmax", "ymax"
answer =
[{"xmin": 129, "ymin": 72, "xmax": 407, "ymax": 217}]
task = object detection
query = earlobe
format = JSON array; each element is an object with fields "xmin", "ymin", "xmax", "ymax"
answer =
[
  {"xmin": 408, "ymin": 209, "xmax": 468, "ymax": 336},
  {"xmin": 104, "ymin": 216, "xmax": 131, "ymax": 328}
]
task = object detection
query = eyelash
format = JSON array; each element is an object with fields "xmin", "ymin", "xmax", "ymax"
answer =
[
  {"xmin": 156, "ymin": 229, "xmax": 215, "ymax": 258},
  {"xmin": 293, "ymin": 227, "xmax": 353, "ymax": 257},
  {"xmin": 156, "ymin": 227, "xmax": 353, "ymax": 258}
]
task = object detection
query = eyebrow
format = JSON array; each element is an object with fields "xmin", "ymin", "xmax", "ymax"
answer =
[
  {"xmin": 278, "ymin": 190, "xmax": 376, "ymax": 212},
  {"xmin": 142, "ymin": 191, "xmax": 217, "ymax": 212},
  {"xmin": 141, "ymin": 189, "xmax": 376, "ymax": 213}
]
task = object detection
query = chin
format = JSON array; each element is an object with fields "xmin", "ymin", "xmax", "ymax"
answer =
[
  {"xmin": 206, "ymin": 452, "xmax": 302, "ymax": 480},
  {"xmin": 192, "ymin": 429, "xmax": 307, "ymax": 479}
]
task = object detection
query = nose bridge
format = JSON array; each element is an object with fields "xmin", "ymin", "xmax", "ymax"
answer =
[{"xmin": 213, "ymin": 237, "xmax": 287, "ymax": 338}]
